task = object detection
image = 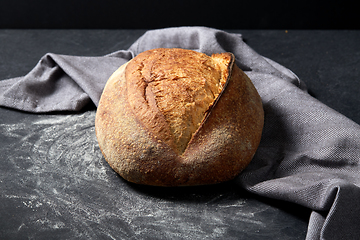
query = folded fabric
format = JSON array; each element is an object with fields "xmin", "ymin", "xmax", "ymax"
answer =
[{"xmin": 1, "ymin": 26, "xmax": 359, "ymax": 240}]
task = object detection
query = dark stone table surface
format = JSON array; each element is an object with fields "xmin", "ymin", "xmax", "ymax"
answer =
[{"xmin": 0, "ymin": 29, "xmax": 359, "ymax": 239}]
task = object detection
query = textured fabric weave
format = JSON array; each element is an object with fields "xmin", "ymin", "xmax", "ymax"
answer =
[{"xmin": 1, "ymin": 27, "xmax": 359, "ymax": 239}]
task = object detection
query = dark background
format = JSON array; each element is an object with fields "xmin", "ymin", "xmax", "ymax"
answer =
[{"xmin": 0, "ymin": 0, "xmax": 358, "ymax": 29}]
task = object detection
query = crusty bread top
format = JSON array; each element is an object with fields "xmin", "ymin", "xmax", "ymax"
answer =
[{"xmin": 125, "ymin": 48, "xmax": 232, "ymax": 155}]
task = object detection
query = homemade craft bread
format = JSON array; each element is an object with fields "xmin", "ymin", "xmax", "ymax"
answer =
[{"xmin": 95, "ymin": 48, "xmax": 264, "ymax": 186}]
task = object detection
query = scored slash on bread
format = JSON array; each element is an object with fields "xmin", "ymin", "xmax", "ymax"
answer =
[{"xmin": 126, "ymin": 48, "xmax": 231, "ymax": 155}]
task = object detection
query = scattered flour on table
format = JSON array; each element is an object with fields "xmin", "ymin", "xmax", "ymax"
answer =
[
  {"xmin": 0, "ymin": 111, "xmax": 275, "ymax": 240},
  {"xmin": 1, "ymin": 111, "xmax": 108, "ymax": 182},
  {"xmin": 0, "ymin": 111, "xmax": 118, "ymax": 236}
]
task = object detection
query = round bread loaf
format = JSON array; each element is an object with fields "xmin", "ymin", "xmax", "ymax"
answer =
[{"xmin": 95, "ymin": 48, "xmax": 264, "ymax": 186}]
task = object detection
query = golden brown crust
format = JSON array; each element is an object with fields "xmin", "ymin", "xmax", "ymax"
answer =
[
  {"xmin": 125, "ymin": 48, "xmax": 231, "ymax": 155},
  {"xmin": 95, "ymin": 48, "xmax": 264, "ymax": 186}
]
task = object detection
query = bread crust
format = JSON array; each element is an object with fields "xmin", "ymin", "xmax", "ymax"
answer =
[{"xmin": 95, "ymin": 48, "xmax": 264, "ymax": 186}]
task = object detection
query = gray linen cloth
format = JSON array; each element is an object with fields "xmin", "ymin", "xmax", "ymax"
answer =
[{"xmin": 1, "ymin": 27, "xmax": 359, "ymax": 240}]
